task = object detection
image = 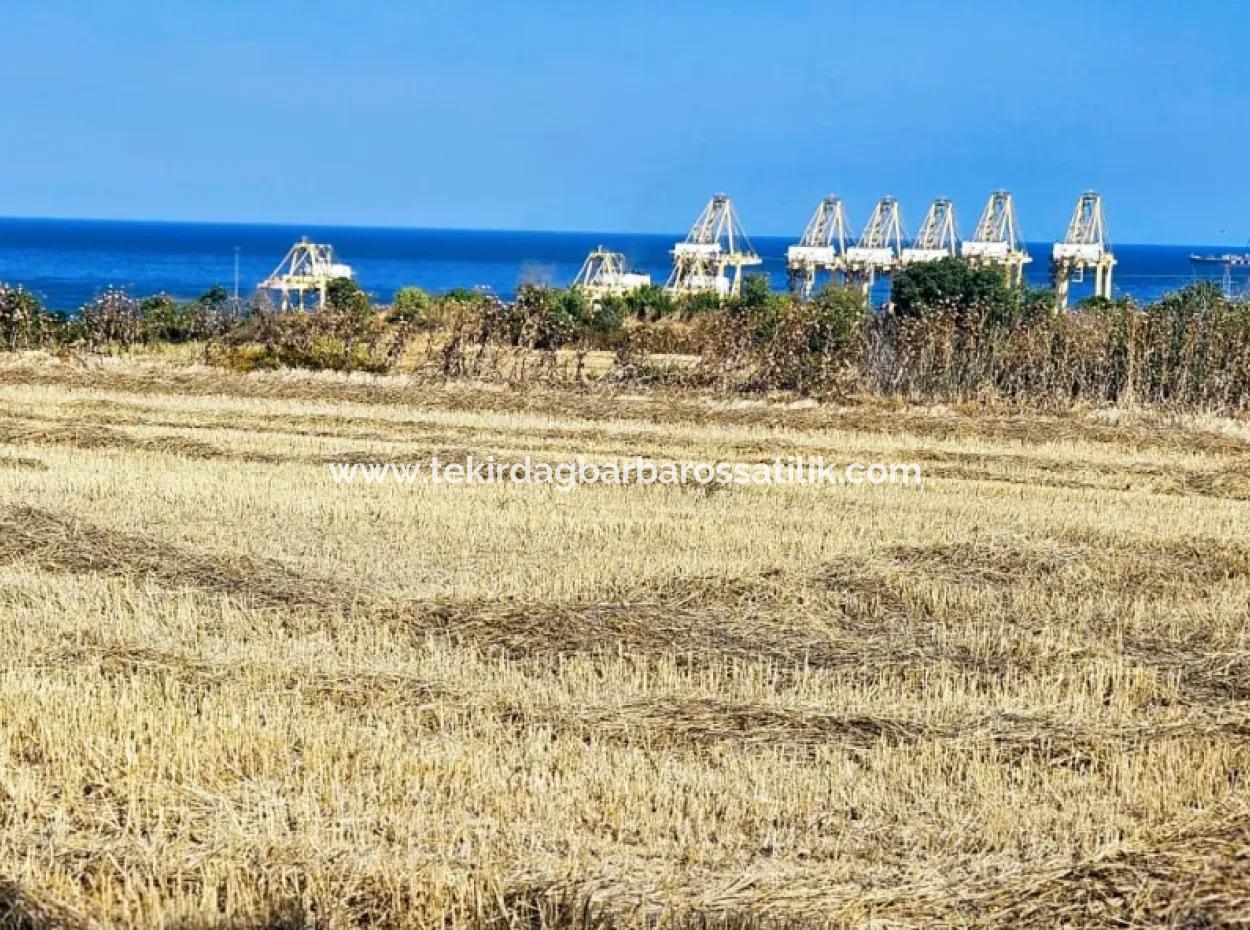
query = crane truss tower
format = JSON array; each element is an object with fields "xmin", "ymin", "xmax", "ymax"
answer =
[
  {"xmin": 1051, "ymin": 191, "xmax": 1116, "ymax": 308},
  {"xmin": 844, "ymin": 196, "xmax": 907, "ymax": 295},
  {"xmin": 259, "ymin": 238, "xmax": 355, "ymax": 311},
  {"xmin": 901, "ymin": 198, "xmax": 960, "ymax": 266},
  {"xmin": 570, "ymin": 247, "xmax": 651, "ymax": 298},
  {"xmin": 961, "ymin": 190, "xmax": 1032, "ymax": 286},
  {"xmin": 666, "ymin": 194, "xmax": 762, "ymax": 298},
  {"xmin": 786, "ymin": 196, "xmax": 852, "ymax": 298}
]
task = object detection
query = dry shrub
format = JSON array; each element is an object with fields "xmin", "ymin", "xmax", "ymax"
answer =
[
  {"xmin": 605, "ymin": 323, "xmax": 690, "ymax": 384},
  {"xmin": 0, "ymin": 283, "xmax": 60, "ymax": 351},
  {"xmin": 80, "ymin": 287, "xmax": 142, "ymax": 350},
  {"xmin": 420, "ymin": 291, "xmax": 511, "ymax": 378},
  {"xmin": 185, "ymin": 278, "xmax": 1250, "ymax": 414},
  {"xmin": 695, "ymin": 287, "xmax": 866, "ymax": 394},
  {"xmin": 210, "ymin": 296, "xmax": 411, "ymax": 374},
  {"xmin": 867, "ymin": 285, "xmax": 1250, "ymax": 413}
]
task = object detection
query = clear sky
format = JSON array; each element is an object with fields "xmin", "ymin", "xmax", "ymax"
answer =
[{"xmin": 2, "ymin": 0, "xmax": 1248, "ymax": 243}]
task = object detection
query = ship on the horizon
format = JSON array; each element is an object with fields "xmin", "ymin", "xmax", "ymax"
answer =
[{"xmin": 1190, "ymin": 250, "xmax": 1250, "ymax": 266}]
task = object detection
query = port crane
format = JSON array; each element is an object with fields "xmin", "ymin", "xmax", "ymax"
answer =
[
  {"xmin": 569, "ymin": 247, "xmax": 651, "ymax": 298},
  {"xmin": 844, "ymin": 196, "xmax": 907, "ymax": 296},
  {"xmin": 901, "ymin": 198, "xmax": 959, "ymax": 266},
  {"xmin": 259, "ymin": 238, "xmax": 354, "ymax": 311},
  {"xmin": 960, "ymin": 191, "xmax": 1032, "ymax": 286},
  {"xmin": 1051, "ymin": 191, "xmax": 1115, "ymax": 308},
  {"xmin": 666, "ymin": 194, "xmax": 762, "ymax": 297},
  {"xmin": 786, "ymin": 196, "xmax": 853, "ymax": 298}
]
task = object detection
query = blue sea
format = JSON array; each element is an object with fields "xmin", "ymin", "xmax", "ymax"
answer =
[{"xmin": 0, "ymin": 216, "xmax": 1242, "ymax": 311}]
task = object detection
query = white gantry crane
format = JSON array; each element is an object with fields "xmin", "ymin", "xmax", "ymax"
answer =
[
  {"xmin": 666, "ymin": 194, "xmax": 762, "ymax": 298},
  {"xmin": 259, "ymin": 238, "xmax": 355, "ymax": 311},
  {"xmin": 844, "ymin": 196, "xmax": 907, "ymax": 295},
  {"xmin": 960, "ymin": 190, "xmax": 1032, "ymax": 286},
  {"xmin": 786, "ymin": 196, "xmax": 853, "ymax": 298},
  {"xmin": 569, "ymin": 246, "xmax": 651, "ymax": 298},
  {"xmin": 1051, "ymin": 191, "xmax": 1116, "ymax": 308},
  {"xmin": 901, "ymin": 197, "xmax": 960, "ymax": 266}
]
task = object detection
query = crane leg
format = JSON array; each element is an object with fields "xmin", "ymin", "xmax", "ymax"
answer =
[{"xmin": 1054, "ymin": 268, "xmax": 1070, "ymax": 310}]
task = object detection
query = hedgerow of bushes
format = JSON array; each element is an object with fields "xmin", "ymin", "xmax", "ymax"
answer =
[
  {"xmin": 0, "ymin": 282, "xmax": 235, "ymax": 351},
  {"xmin": 5, "ymin": 260, "xmax": 1250, "ymax": 413}
]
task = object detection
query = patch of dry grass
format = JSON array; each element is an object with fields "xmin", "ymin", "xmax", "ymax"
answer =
[{"xmin": 1, "ymin": 354, "xmax": 1248, "ymax": 928}]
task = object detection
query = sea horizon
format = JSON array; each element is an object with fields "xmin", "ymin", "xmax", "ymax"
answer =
[{"xmin": 3, "ymin": 210, "xmax": 1242, "ymax": 249}]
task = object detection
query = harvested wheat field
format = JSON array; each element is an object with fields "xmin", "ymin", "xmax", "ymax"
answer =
[{"xmin": 1, "ymin": 353, "xmax": 1249, "ymax": 929}]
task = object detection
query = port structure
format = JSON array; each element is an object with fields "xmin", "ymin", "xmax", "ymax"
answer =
[
  {"xmin": 960, "ymin": 190, "xmax": 1032, "ymax": 286},
  {"xmin": 666, "ymin": 194, "xmax": 761, "ymax": 298},
  {"xmin": 259, "ymin": 238, "xmax": 355, "ymax": 311},
  {"xmin": 786, "ymin": 196, "xmax": 853, "ymax": 298},
  {"xmin": 1051, "ymin": 191, "xmax": 1115, "ymax": 308},
  {"xmin": 570, "ymin": 246, "xmax": 651, "ymax": 299},
  {"xmin": 901, "ymin": 198, "xmax": 960, "ymax": 266},
  {"xmin": 844, "ymin": 196, "xmax": 907, "ymax": 296}
]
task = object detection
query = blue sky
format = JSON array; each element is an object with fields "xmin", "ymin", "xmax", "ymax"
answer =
[{"xmin": 1, "ymin": 0, "xmax": 1248, "ymax": 243}]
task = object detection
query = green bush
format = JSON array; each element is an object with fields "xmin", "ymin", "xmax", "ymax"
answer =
[
  {"xmin": 804, "ymin": 285, "xmax": 869, "ymax": 354},
  {"xmin": 736, "ymin": 273, "xmax": 771, "ymax": 310},
  {"xmin": 623, "ymin": 284, "xmax": 676, "ymax": 321},
  {"xmin": 675, "ymin": 289, "xmax": 723, "ymax": 319},
  {"xmin": 326, "ymin": 277, "xmax": 372, "ymax": 323},
  {"xmin": 584, "ymin": 295, "xmax": 624, "ymax": 338},
  {"xmin": 139, "ymin": 293, "xmax": 193, "ymax": 343},
  {"xmin": 389, "ymin": 286, "xmax": 431, "ymax": 324},
  {"xmin": 501, "ymin": 285, "xmax": 628, "ymax": 349},
  {"xmin": 133, "ymin": 286, "xmax": 235, "ymax": 344},
  {"xmin": 891, "ymin": 257, "xmax": 1016, "ymax": 324}
]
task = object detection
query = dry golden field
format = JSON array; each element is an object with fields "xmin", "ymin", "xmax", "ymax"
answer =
[{"xmin": 1, "ymin": 353, "xmax": 1249, "ymax": 929}]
